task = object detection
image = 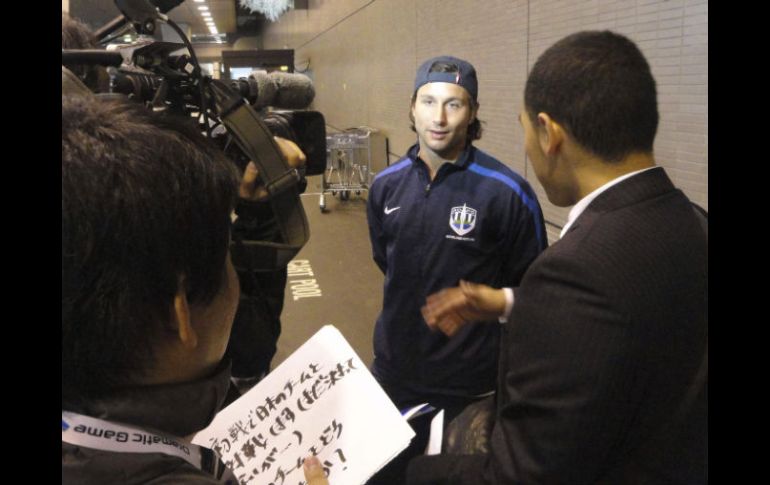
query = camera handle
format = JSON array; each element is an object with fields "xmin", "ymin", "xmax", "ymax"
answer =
[
  {"xmin": 115, "ymin": 0, "xmax": 167, "ymax": 36},
  {"xmin": 208, "ymin": 79, "xmax": 310, "ymax": 272}
]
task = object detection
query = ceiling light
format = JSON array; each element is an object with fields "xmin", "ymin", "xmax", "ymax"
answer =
[
  {"xmin": 194, "ymin": 0, "xmax": 205, "ymax": 3},
  {"xmin": 198, "ymin": 6, "xmax": 209, "ymax": 11}
]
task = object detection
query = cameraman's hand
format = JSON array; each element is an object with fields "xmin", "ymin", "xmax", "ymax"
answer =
[
  {"xmin": 239, "ymin": 161, "xmax": 269, "ymax": 201},
  {"xmin": 239, "ymin": 136, "xmax": 307, "ymax": 202},
  {"xmin": 274, "ymin": 136, "xmax": 306, "ymax": 169}
]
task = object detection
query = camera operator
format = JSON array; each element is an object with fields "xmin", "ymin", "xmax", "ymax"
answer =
[
  {"xmin": 62, "ymin": 91, "xmax": 327, "ymax": 485},
  {"xmin": 62, "ymin": 7, "xmax": 314, "ymax": 405},
  {"xmin": 226, "ymin": 134, "xmax": 306, "ymax": 398}
]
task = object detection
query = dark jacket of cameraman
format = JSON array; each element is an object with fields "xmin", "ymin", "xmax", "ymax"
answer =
[{"xmin": 226, "ymin": 198, "xmax": 292, "ymax": 382}]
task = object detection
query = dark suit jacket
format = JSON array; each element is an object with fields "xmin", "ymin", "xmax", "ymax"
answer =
[{"xmin": 407, "ymin": 168, "xmax": 707, "ymax": 484}]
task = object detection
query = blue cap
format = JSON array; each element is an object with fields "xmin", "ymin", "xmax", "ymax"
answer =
[{"xmin": 414, "ymin": 55, "xmax": 478, "ymax": 102}]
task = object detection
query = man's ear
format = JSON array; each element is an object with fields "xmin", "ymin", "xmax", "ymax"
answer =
[
  {"xmin": 537, "ymin": 113, "xmax": 565, "ymax": 157},
  {"xmin": 171, "ymin": 278, "xmax": 197, "ymax": 350}
]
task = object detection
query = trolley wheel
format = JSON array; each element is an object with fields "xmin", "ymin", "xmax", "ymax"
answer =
[{"xmin": 340, "ymin": 190, "xmax": 350, "ymax": 201}]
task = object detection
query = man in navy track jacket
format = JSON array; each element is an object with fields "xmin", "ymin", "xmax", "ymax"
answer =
[{"xmin": 365, "ymin": 55, "xmax": 547, "ymax": 484}]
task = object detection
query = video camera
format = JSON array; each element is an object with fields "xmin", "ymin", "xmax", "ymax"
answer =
[{"xmin": 62, "ymin": 0, "xmax": 326, "ymax": 272}]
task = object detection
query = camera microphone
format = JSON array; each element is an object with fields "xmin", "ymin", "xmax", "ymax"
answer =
[
  {"xmin": 268, "ymin": 71, "xmax": 316, "ymax": 109},
  {"xmin": 233, "ymin": 71, "xmax": 316, "ymax": 110}
]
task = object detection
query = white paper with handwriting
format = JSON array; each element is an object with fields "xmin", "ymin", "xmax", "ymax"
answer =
[{"xmin": 192, "ymin": 325, "xmax": 414, "ymax": 485}]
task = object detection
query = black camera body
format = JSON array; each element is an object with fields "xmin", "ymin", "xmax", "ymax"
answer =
[{"xmin": 97, "ymin": 39, "xmax": 327, "ymax": 176}]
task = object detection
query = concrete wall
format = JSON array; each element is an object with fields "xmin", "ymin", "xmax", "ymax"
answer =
[{"xmin": 262, "ymin": 0, "xmax": 708, "ymax": 243}]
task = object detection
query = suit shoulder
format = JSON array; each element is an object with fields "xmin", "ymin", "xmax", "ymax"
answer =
[{"xmin": 554, "ymin": 194, "xmax": 706, "ymax": 291}]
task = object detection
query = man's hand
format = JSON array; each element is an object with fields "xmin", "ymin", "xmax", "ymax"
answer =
[
  {"xmin": 274, "ymin": 135, "xmax": 307, "ymax": 170},
  {"xmin": 421, "ymin": 280, "xmax": 506, "ymax": 337},
  {"xmin": 239, "ymin": 136, "xmax": 307, "ymax": 202},
  {"xmin": 303, "ymin": 456, "xmax": 329, "ymax": 485}
]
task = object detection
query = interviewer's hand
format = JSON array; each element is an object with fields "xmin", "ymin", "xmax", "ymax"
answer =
[
  {"xmin": 303, "ymin": 456, "xmax": 329, "ymax": 485},
  {"xmin": 421, "ymin": 280, "xmax": 506, "ymax": 337},
  {"xmin": 239, "ymin": 136, "xmax": 307, "ymax": 202}
]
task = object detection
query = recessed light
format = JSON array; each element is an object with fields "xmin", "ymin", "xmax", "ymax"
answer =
[{"xmin": 198, "ymin": 6, "xmax": 209, "ymax": 11}]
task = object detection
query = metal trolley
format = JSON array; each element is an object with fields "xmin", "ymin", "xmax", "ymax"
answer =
[{"xmin": 320, "ymin": 128, "xmax": 384, "ymax": 212}]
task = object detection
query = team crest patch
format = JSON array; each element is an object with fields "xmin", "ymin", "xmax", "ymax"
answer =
[{"xmin": 449, "ymin": 204, "xmax": 477, "ymax": 236}]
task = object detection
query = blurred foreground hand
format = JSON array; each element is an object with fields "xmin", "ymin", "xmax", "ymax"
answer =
[
  {"xmin": 303, "ymin": 456, "xmax": 330, "ymax": 485},
  {"xmin": 421, "ymin": 280, "xmax": 506, "ymax": 337}
]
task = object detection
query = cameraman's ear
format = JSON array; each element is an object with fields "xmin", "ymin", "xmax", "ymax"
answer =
[{"xmin": 171, "ymin": 277, "xmax": 197, "ymax": 350}]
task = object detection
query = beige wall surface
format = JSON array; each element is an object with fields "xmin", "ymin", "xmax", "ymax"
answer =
[{"xmin": 263, "ymin": 0, "xmax": 708, "ymax": 242}]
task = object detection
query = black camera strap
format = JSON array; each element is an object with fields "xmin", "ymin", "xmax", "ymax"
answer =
[{"xmin": 209, "ymin": 80, "xmax": 310, "ymax": 272}]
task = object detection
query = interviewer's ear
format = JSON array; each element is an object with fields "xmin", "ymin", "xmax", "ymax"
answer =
[
  {"xmin": 536, "ymin": 113, "xmax": 565, "ymax": 157},
  {"xmin": 171, "ymin": 277, "xmax": 197, "ymax": 349}
]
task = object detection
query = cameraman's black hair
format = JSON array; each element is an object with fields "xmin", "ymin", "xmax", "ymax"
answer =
[
  {"xmin": 410, "ymin": 61, "xmax": 483, "ymax": 143},
  {"xmin": 62, "ymin": 13, "xmax": 106, "ymax": 92},
  {"xmin": 62, "ymin": 95, "xmax": 239, "ymax": 402},
  {"xmin": 524, "ymin": 30, "xmax": 658, "ymax": 163}
]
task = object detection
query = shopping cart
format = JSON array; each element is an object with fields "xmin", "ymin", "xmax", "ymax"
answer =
[{"xmin": 320, "ymin": 128, "xmax": 380, "ymax": 212}]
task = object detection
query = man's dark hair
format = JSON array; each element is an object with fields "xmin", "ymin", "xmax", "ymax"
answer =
[
  {"xmin": 524, "ymin": 30, "xmax": 658, "ymax": 162},
  {"xmin": 62, "ymin": 95, "xmax": 239, "ymax": 401},
  {"xmin": 410, "ymin": 61, "xmax": 483, "ymax": 143}
]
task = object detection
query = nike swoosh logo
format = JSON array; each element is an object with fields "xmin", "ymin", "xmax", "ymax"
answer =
[{"xmin": 384, "ymin": 206, "xmax": 401, "ymax": 215}]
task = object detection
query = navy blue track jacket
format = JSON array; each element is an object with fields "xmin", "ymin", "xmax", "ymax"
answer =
[{"xmin": 366, "ymin": 143, "xmax": 547, "ymax": 404}]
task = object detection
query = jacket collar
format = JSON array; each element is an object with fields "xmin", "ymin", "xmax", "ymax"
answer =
[
  {"xmin": 564, "ymin": 167, "xmax": 674, "ymax": 237},
  {"xmin": 407, "ymin": 143, "xmax": 475, "ymax": 170},
  {"xmin": 64, "ymin": 359, "xmax": 232, "ymax": 438}
]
